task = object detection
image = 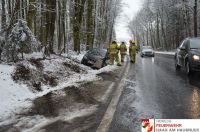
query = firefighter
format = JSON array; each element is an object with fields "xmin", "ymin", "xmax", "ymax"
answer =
[
  {"xmin": 119, "ymin": 42, "xmax": 127, "ymax": 63},
  {"xmin": 129, "ymin": 40, "xmax": 137, "ymax": 63},
  {"xmin": 107, "ymin": 41, "xmax": 120, "ymax": 65}
]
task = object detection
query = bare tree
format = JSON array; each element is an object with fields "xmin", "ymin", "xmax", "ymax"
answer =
[{"xmin": 128, "ymin": 0, "xmax": 200, "ymax": 51}]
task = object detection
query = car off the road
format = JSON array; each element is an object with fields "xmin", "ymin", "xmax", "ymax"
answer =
[
  {"xmin": 81, "ymin": 48, "xmax": 109, "ymax": 69},
  {"xmin": 140, "ymin": 46, "xmax": 155, "ymax": 57},
  {"xmin": 175, "ymin": 37, "xmax": 200, "ymax": 75}
]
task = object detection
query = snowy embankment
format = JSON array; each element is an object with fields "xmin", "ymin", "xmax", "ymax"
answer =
[
  {"xmin": 154, "ymin": 51, "xmax": 175, "ymax": 56},
  {"xmin": 0, "ymin": 52, "xmax": 117, "ymax": 123},
  {"xmin": 0, "ymin": 65, "xmax": 35, "ymax": 120}
]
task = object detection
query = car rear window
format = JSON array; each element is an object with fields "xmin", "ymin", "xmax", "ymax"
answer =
[
  {"xmin": 142, "ymin": 46, "xmax": 152, "ymax": 50},
  {"xmin": 190, "ymin": 39, "xmax": 200, "ymax": 49},
  {"xmin": 87, "ymin": 49, "xmax": 107, "ymax": 57}
]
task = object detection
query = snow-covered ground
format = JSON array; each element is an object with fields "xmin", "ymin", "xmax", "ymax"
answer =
[
  {"xmin": 0, "ymin": 52, "xmax": 117, "ymax": 125},
  {"xmin": 155, "ymin": 51, "xmax": 175, "ymax": 55},
  {"xmin": 0, "ymin": 65, "xmax": 35, "ymax": 121},
  {"xmin": 24, "ymin": 52, "xmax": 43, "ymax": 60}
]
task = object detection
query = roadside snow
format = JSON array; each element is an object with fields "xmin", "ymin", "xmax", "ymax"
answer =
[
  {"xmin": 0, "ymin": 65, "xmax": 35, "ymax": 122},
  {"xmin": 24, "ymin": 52, "xmax": 43, "ymax": 59},
  {"xmin": 95, "ymin": 65, "xmax": 118, "ymax": 74},
  {"xmin": 62, "ymin": 50, "xmax": 86, "ymax": 63},
  {"xmin": 70, "ymin": 52, "xmax": 86, "ymax": 62},
  {"xmin": 155, "ymin": 51, "xmax": 175, "ymax": 55},
  {"xmin": 0, "ymin": 54, "xmax": 117, "ymax": 123},
  {"xmin": 37, "ymin": 62, "xmax": 117, "ymax": 97}
]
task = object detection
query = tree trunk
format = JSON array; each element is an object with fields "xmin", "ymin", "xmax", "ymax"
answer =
[
  {"xmin": 86, "ymin": 0, "xmax": 94, "ymax": 50},
  {"xmin": 73, "ymin": 0, "xmax": 86, "ymax": 53},
  {"xmin": 156, "ymin": 12, "xmax": 161, "ymax": 48},
  {"xmin": 194, "ymin": 0, "xmax": 198, "ymax": 37},
  {"xmin": 1, "ymin": 0, "xmax": 7, "ymax": 30},
  {"xmin": 27, "ymin": 0, "xmax": 35, "ymax": 31},
  {"xmin": 46, "ymin": 0, "xmax": 56, "ymax": 53}
]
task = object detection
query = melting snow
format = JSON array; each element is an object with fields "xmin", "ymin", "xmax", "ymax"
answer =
[
  {"xmin": 0, "ymin": 53, "xmax": 117, "ymax": 123},
  {"xmin": 155, "ymin": 51, "xmax": 175, "ymax": 55},
  {"xmin": 0, "ymin": 65, "xmax": 35, "ymax": 122}
]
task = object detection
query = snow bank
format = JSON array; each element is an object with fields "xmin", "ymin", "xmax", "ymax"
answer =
[
  {"xmin": 23, "ymin": 51, "xmax": 86, "ymax": 63},
  {"xmin": 155, "ymin": 51, "xmax": 175, "ymax": 55},
  {"xmin": 37, "ymin": 59, "xmax": 117, "ymax": 97},
  {"xmin": 0, "ymin": 65, "xmax": 35, "ymax": 122},
  {"xmin": 24, "ymin": 52, "xmax": 43, "ymax": 60},
  {"xmin": 95, "ymin": 65, "xmax": 118, "ymax": 74},
  {"xmin": 62, "ymin": 50, "xmax": 86, "ymax": 63},
  {"xmin": 0, "ymin": 56, "xmax": 117, "ymax": 123}
]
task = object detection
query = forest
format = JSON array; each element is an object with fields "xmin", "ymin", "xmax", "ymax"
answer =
[
  {"xmin": 128, "ymin": 0, "xmax": 200, "ymax": 50},
  {"xmin": 0, "ymin": 0, "xmax": 122, "ymax": 62},
  {"xmin": 1, "ymin": 0, "xmax": 199, "ymax": 62}
]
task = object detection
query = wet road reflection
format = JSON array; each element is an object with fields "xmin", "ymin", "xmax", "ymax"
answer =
[
  {"xmin": 190, "ymin": 88, "xmax": 200, "ymax": 118},
  {"xmin": 109, "ymin": 55, "xmax": 200, "ymax": 132}
]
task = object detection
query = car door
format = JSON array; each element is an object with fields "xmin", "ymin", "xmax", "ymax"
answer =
[{"xmin": 177, "ymin": 40, "xmax": 189, "ymax": 66}]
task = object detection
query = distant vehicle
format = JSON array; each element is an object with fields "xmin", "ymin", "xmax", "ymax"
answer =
[
  {"xmin": 175, "ymin": 38, "xmax": 200, "ymax": 75},
  {"xmin": 81, "ymin": 48, "xmax": 109, "ymax": 69},
  {"xmin": 140, "ymin": 46, "xmax": 155, "ymax": 57}
]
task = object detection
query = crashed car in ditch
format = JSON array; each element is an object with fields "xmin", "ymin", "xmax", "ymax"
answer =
[{"xmin": 81, "ymin": 48, "xmax": 109, "ymax": 69}]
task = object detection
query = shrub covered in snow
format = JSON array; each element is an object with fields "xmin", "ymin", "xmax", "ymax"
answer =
[{"xmin": 2, "ymin": 20, "xmax": 40, "ymax": 62}]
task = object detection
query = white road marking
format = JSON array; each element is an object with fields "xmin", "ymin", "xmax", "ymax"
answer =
[
  {"xmin": 100, "ymin": 82, "xmax": 115, "ymax": 103},
  {"xmin": 96, "ymin": 62, "xmax": 130, "ymax": 132}
]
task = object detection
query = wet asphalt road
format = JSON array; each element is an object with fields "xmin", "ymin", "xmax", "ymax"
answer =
[{"xmin": 109, "ymin": 54, "xmax": 200, "ymax": 132}]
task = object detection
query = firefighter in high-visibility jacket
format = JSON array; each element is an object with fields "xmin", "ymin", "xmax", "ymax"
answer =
[
  {"xmin": 129, "ymin": 40, "xmax": 137, "ymax": 63},
  {"xmin": 119, "ymin": 42, "xmax": 127, "ymax": 63},
  {"xmin": 107, "ymin": 41, "xmax": 120, "ymax": 65}
]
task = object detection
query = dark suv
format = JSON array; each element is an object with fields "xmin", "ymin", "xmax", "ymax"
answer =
[{"xmin": 175, "ymin": 38, "xmax": 200, "ymax": 75}]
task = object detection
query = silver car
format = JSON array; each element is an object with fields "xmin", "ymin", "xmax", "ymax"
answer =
[{"xmin": 140, "ymin": 46, "xmax": 155, "ymax": 57}]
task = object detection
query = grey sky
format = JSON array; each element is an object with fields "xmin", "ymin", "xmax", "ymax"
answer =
[{"xmin": 115, "ymin": 0, "xmax": 144, "ymax": 42}]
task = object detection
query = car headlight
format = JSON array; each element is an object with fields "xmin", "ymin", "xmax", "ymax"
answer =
[{"xmin": 193, "ymin": 55, "xmax": 200, "ymax": 60}]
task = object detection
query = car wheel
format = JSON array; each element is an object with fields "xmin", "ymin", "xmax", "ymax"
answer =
[
  {"xmin": 175, "ymin": 59, "xmax": 181, "ymax": 71},
  {"xmin": 186, "ymin": 61, "xmax": 193, "ymax": 75}
]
